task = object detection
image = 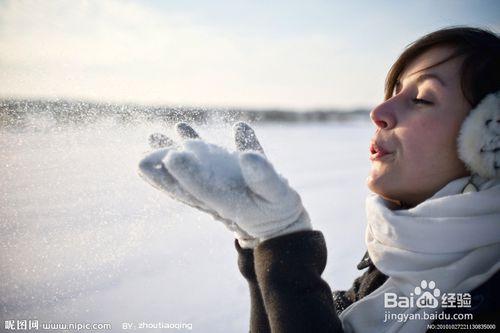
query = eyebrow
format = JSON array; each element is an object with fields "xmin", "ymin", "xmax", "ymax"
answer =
[
  {"xmin": 415, "ymin": 73, "xmax": 447, "ymax": 87},
  {"xmin": 395, "ymin": 73, "xmax": 446, "ymax": 94}
]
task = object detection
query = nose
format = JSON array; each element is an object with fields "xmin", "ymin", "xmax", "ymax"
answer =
[{"xmin": 370, "ymin": 99, "xmax": 397, "ymax": 130}]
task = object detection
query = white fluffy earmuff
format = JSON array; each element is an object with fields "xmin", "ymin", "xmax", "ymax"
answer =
[{"xmin": 457, "ymin": 91, "xmax": 500, "ymax": 192}]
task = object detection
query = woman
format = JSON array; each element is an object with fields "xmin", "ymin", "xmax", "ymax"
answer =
[{"xmin": 138, "ymin": 27, "xmax": 500, "ymax": 332}]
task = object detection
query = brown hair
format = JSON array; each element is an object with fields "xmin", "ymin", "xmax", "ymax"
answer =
[{"xmin": 385, "ymin": 27, "xmax": 500, "ymax": 107}]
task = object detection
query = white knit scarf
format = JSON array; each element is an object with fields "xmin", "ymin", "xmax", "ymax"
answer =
[{"xmin": 339, "ymin": 176, "xmax": 500, "ymax": 333}]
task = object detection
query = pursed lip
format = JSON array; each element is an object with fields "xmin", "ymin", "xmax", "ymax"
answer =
[{"xmin": 369, "ymin": 140, "xmax": 394, "ymax": 161}]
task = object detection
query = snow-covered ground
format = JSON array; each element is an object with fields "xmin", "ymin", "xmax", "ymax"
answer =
[{"xmin": 1, "ymin": 118, "xmax": 374, "ymax": 331}]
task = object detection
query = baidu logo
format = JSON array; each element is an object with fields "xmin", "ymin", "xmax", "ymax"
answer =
[
  {"xmin": 414, "ymin": 280, "xmax": 440, "ymax": 308},
  {"xmin": 384, "ymin": 280, "xmax": 441, "ymax": 309}
]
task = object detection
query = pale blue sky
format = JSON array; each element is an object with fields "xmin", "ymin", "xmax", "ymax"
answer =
[{"xmin": 0, "ymin": 0, "xmax": 498, "ymax": 109}]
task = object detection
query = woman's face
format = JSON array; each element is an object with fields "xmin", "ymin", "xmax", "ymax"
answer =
[{"xmin": 367, "ymin": 46, "xmax": 471, "ymax": 207}]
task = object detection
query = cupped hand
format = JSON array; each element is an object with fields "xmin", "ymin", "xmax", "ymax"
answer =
[{"xmin": 138, "ymin": 122, "xmax": 311, "ymax": 248}]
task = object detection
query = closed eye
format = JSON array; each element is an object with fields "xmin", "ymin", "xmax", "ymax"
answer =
[{"xmin": 412, "ymin": 98, "xmax": 433, "ymax": 105}]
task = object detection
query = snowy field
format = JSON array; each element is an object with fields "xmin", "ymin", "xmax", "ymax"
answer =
[{"xmin": 1, "ymin": 117, "xmax": 374, "ymax": 331}]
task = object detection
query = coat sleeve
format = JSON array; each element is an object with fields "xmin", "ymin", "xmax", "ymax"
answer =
[
  {"xmin": 252, "ymin": 230, "xmax": 344, "ymax": 333},
  {"xmin": 235, "ymin": 240, "xmax": 272, "ymax": 333}
]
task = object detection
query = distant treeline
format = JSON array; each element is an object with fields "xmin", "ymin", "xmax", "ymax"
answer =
[{"xmin": 0, "ymin": 99, "xmax": 370, "ymax": 128}]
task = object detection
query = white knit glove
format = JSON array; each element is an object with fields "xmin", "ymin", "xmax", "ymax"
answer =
[{"xmin": 138, "ymin": 122, "xmax": 312, "ymax": 248}]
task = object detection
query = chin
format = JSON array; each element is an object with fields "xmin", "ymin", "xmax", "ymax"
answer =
[
  {"xmin": 368, "ymin": 181, "xmax": 393, "ymax": 199},
  {"xmin": 367, "ymin": 169, "xmax": 392, "ymax": 194},
  {"xmin": 367, "ymin": 177, "xmax": 438, "ymax": 208},
  {"xmin": 366, "ymin": 174, "xmax": 406, "ymax": 204}
]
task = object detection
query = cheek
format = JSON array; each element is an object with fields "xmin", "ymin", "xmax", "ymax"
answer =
[
  {"xmin": 401, "ymin": 119, "xmax": 442, "ymax": 161},
  {"xmin": 400, "ymin": 115, "xmax": 463, "ymax": 174}
]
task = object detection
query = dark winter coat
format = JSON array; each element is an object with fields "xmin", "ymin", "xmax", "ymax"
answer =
[{"xmin": 235, "ymin": 230, "xmax": 499, "ymax": 332}]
